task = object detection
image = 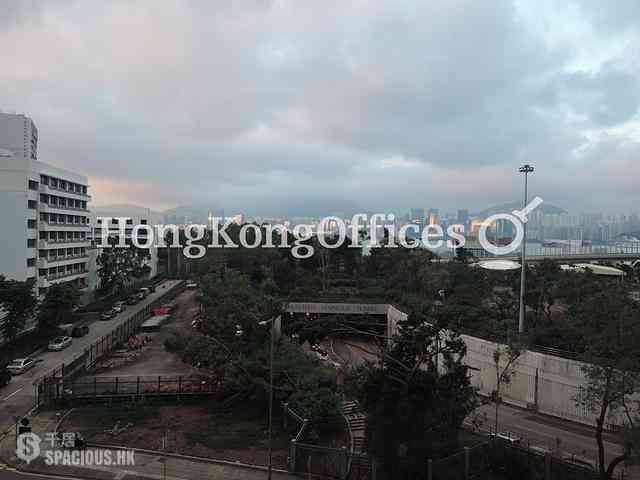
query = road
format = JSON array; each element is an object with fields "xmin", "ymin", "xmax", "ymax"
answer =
[
  {"xmin": 0, "ymin": 280, "xmax": 182, "ymax": 436},
  {"xmin": 0, "ymin": 468, "xmax": 87, "ymax": 480}
]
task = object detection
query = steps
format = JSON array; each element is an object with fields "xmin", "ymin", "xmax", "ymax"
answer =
[{"xmin": 342, "ymin": 400, "xmax": 367, "ymax": 454}]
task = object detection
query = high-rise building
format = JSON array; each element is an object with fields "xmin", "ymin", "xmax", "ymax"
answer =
[
  {"xmin": 0, "ymin": 112, "xmax": 38, "ymax": 160},
  {"xmin": 410, "ymin": 208, "xmax": 425, "ymax": 223},
  {"xmin": 427, "ymin": 208, "xmax": 440, "ymax": 225},
  {"xmin": 0, "ymin": 114, "xmax": 91, "ymax": 305},
  {"xmin": 457, "ymin": 209, "xmax": 469, "ymax": 225}
]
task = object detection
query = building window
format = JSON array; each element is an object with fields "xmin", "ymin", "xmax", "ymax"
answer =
[
  {"xmin": 28, "ymin": 180, "xmax": 38, "ymax": 190},
  {"xmin": 111, "ymin": 218, "xmax": 117, "ymax": 224},
  {"xmin": 28, "ymin": 199, "xmax": 37, "ymax": 209},
  {"xmin": 126, "ymin": 219, "xmax": 133, "ymax": 225},
  {"xmin": 141, "ymin": 219, "xmax": 148, "ymax": 225},
  {"xmin": 40, "ymin": 175, "xmax": 49, "ymax": 185},
  {"xmin": 27, "ymin": 239, "xmax": 36, "ymax": 248},
  {"xmin": 26, "ymin": 258, "xmax": 36, "ymax": 267},
  {"xmin": 27, "ymin": 219, "xmax": 36, "ymax": 229}
]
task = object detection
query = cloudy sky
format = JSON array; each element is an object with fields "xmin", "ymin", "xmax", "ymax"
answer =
[{"xmin": 1, "ymin": 0, "xmax": 639, "ymax": 216}]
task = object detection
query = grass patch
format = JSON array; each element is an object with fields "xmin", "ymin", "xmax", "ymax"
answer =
[{"xmin": 184, "ymin": 401, "xmax": 290, "ymax": 450}]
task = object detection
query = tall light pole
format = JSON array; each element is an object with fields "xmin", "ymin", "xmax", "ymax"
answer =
[{"xmin": 518, "ymin": 164, "xmax": 534, "ymax": 335}]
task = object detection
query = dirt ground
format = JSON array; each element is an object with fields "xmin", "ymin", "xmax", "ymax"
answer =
[
  {"xmin": 61, "ymin": 401, "xmax": 291, "ymax": 468},
  {"xmin": 63, "ymin": 289, "xmax": 292, "ymax": 468},
  {"xmin": 93, "ymin": 289, "xmax": 201, "ymax": 376}
]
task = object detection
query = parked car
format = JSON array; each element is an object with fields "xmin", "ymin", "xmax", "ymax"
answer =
[
  {"xmin": 113, "ymin": 301, "xmax": 126, "ymax": 313},
  {"xmin": 161, "ymin": 302, "xmax": 177, "ymax": 312},
  {"xmin": 563, "ymin": 455, "xmax": 595, "ymax": 471},
  {"xmin": 100, "ymin": 309, "xmax": 117, "ymax": 320},
  {"xmin": 186, "ymin": 281, "xmax": 198, "ymax": 289},
  {"xmin": 48, "ymin": 336, "xmax": 72, "ymax": 351},
  {"xmin": 139, "ymin": 287, "xmax": 151, "ymax": 297},
  {"xmin": 6, "ymin": 357, "xmax": 38, "ymax": 375},
  {"xmin": 136, "ymin": 292, "xmax": 145, "ymax": 300},
  {"xmin": 126, "ymin": 295, "xmax": 139, "ymax": 305},
  {"xmin": 488, "ymin": 432, "xmax": 522, "ymax": 444},
  {"xmin": 71, "ymin": 325, "xmax": 89, "ymax": 337},
  {"xmin": 0, "ymin": 367, "xmax": 11, "ymax": 387}
]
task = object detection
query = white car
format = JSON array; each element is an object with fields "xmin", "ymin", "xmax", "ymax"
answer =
[
  {"xmin": 113, "ymin": 302, "xmax": 126, "ymax": 313},
  {"xmin": 186, "ymin": 281, "xmax": 198, "ymax": 289},
  {"xmin": 6, "ymin": 357, "xmax": 38, "ymax": 375},
  {"xmin": 48, "ymin": 336, "xmax": 72, "ymax": 351}
]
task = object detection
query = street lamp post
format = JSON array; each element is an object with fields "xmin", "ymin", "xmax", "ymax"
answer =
[
  {"xmin": 518, "ymin": 164, "xmax": 534, "ymax": 335},
  {"xmin": 258, "ymin": 318, "xmax": 277, "ymax": 480}
]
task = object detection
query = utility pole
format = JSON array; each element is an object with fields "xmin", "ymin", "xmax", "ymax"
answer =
[{"xmin": 518, "ymin": 164, "xmax": 534, "ymax": 335}]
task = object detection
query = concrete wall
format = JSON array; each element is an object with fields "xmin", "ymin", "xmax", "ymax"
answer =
[{"xmin": 461, "ymin": 334, "xmax": 623, "ymax": 428}]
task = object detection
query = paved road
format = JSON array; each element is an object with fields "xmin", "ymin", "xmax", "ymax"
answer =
[
  {"xmin": 0, "ymin": 468, "xmax": 86, "ymax": 480},
  {"xmin": 0, "ymin": 280, "xmax": 182, "ymax": 435}
]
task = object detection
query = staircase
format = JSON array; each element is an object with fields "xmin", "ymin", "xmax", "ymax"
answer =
[{"xmin": 342, "ymin": 400, "xmax": 367, "ymax": 454}]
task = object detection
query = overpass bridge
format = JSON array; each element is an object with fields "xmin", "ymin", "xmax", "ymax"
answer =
[{"xmin": 463, "ymin": 242, "xmax": 640, "ymax": 264}]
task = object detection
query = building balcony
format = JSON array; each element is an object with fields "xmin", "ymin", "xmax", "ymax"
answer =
[
  {"xmin": 38, "ymin": 255, "xmax": 88, "ymax": 268},
  {"xmin": 38, "ymin": 239, "xmax": 90, "ymax": 249},
  {"xmin": 38, "ymin": 269, "xmax": 89, "ymax": 288},
  {"xmin": 39, "ymin": 183, "xmax": 91, "ymax": 200},
  {"xmin": 39, "ymin": 221, "xmax": 91, "ymax": 231},
  {"xmin": 39, "ymin": 203, "xmax": 90, "ymax": 215}
]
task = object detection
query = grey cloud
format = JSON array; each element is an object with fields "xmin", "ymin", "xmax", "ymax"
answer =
[{"xmin": 0, "ymin": 0, "xmax": 638, "ymax": 214}]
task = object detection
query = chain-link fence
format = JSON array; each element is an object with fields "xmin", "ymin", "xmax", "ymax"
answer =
[{"xmin": 35, "ymin": 281, "xmax": 185, "ymax": 407}]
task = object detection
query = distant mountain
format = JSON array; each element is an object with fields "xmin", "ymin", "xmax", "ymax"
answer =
[
  {"xmin": 162, "ymin": 205, "xmax": 210, "ymax": 224},
  {"xmin": 92, "ymin": 203, "xmax": 162, "ymax": 216},
  {"xmin": 475, "ymin": 202, "xmax": 566, "ymax": 218},
  {"xmin": 161, "ymin": 197, "xmax": 365, "ymax": 222}
]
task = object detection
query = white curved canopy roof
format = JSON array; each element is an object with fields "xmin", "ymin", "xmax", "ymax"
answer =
[{"xmin": 474, "ymin": 259, "xmax": 521, "ymax": 271}]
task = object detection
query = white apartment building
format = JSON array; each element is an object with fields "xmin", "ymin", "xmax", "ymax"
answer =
[
  {"xmin": 0, "ymin": 113, "xmax": 91, "ymax": 307},
  {"xmin": 0, "ymin": 113, "xmax": 38, "ymax": 160},
  {"xmin": 86, "ymin": 206, "xmax": 163, "ymax": 292}
]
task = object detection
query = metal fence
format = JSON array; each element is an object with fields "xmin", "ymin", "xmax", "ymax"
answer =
[
  {"xmin": 50, "ymin": 374, "xmax": 225, "ymax": 402},
  {"xmin": 291, "ymin": 442, "xmax": 350, "ymax": 479},
  {"xmin": 284, "ymin": 402, "xmax": 373, "ymax": 480},
  {"xmin": 35, "ymin": 281, "xmax": 185, "ymax": 407},
  {"xmin": 427, "ymin": 439, "xmax": 626, "ymax": 480}
]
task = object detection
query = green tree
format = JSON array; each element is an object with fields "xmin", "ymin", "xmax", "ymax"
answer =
[
  {"xmin": 490, "ymin": 343, "xmax": 522, "ymax": 435},
  {"xmin": 573, "ymin": 285, "xmax": 640, "ymax": 479},
  {"xmin": 525, "ymin": 259, "xmax": 560, "ymax": 329},
  {"xmin": 350, "ymin": 308, "xmax": 477, "ymax": 478},
  {"xmin": 38, "ymin": 283, "xmax": 81, "ymax": 333},
  {"xmin": 0, "ymin": 276, "xmax": 37, "ymax": 348},
  {"xmin": 97, "ymin": 236, "xmax": 151, "ymax": 295}
]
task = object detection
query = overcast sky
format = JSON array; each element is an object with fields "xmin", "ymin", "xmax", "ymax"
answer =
[{"xmin": 1, "ymin": 1, "xmax": 639, "ymax": 216}]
